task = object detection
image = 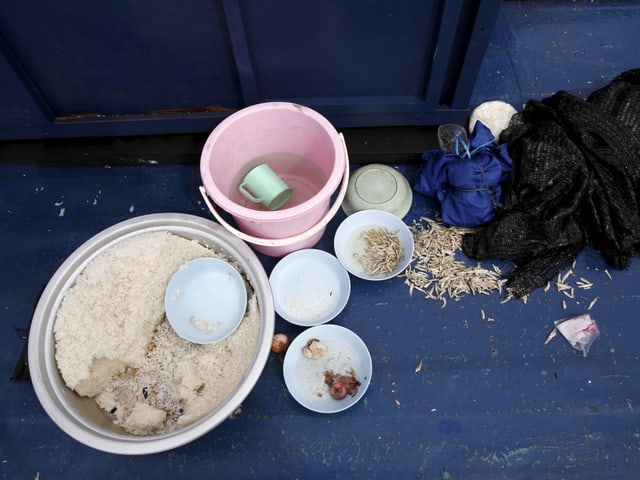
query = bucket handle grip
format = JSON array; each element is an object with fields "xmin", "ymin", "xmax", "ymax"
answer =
[{"xmin": 199, "ymin": 132, "xmax": 350, "ymax": 248}]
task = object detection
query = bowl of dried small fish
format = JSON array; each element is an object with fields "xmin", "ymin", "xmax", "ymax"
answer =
[{"xmin": 333, "ymin": 209, "xmax": 414, "ymax": 281}]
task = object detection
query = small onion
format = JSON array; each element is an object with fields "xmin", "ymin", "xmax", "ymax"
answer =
[
  {"xmin": 271, "ymin": 333, "xmax": 290, "ymax": 355},
  {"xmin": 329, "ymin": 382, "xmax": 348, "ymax": 400},
  {"xmin": 341, "ymin": 375, "xmax": 361, "ymax": 396}
]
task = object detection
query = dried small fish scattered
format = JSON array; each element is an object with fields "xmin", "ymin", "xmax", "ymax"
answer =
[
  {"xmin": 414, "ymin": 359, "xmax": 423, "ymax": 373},
  {"xmin": 576, "ymin": 277, "xmax": 593, "ymax": 289},
  {"xmin": 553, "ymin": 266, "xmax": 604, "ymax": 311},
  {"xmin": 354, "ymin": 227, "xmax": 403, "ymax": 276},
  {"xmin": 402, "ymin": 217, "xmax": 506, "ymax": 302},
  {"xmin": 402, "ymin": 217, "xmax": 610, "ymax": 312}
]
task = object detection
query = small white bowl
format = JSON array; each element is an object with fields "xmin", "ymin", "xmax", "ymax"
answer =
[
  {"xmin": 283, "ymin": 324, "xmax": 372, "ymax": 414},
  {"xmin": 341, "ymin": 164, "xmax": 413, "ymax": 219},
  {"xmin": 165, "ymin": 257, "xmax": 247, "ymax": 344},
  {"xmin": 269, "ymin": 249, "xmax": 351, "ymax": 326},
  {"xmin": 334, "ymin": 209, "xmax": 414, "ymax": 281}
]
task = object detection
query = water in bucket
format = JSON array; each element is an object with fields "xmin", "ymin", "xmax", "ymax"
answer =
[{"xmin": 229, "ymin": 152, "xmax": 328, "ymax": 211}]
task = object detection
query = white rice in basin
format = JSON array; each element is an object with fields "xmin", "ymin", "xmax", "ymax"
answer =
[{"xmin": 53, "ymin": 230, "xmax": 260, "ymax": 436}]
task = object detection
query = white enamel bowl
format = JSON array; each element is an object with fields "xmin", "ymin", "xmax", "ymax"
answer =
[
  {"xmin": 269, "ymin": 249, "xmax": 351, "ymax": 326},
  {"xmin": 165, "ymin": 257, "xmax": 248, "ymax": 344},
  {"xmin": 283, "ymin": 324, "xmax": 372, "ymax": 414}
]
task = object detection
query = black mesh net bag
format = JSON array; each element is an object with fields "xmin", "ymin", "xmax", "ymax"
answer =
[{"xmin": 462, "ymin": 68, "xmax": 640, "ymax": 297}]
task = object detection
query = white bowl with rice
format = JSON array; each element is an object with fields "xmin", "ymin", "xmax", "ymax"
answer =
[
  {"xmin": 269, "ymin": 249, "xmax": 351, "ymax": 326},
  {"xmin": 334, "ymin": 209, "xmax": 414, "ymax": 281},
  {"xmin": 28, "ymin": 213, "xmax": 275, "ymax": 455}
]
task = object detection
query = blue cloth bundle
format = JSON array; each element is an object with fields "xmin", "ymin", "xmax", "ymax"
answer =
[{"xmin": 414, "ymin": 121, "xmax": 513, "ymax": 227}]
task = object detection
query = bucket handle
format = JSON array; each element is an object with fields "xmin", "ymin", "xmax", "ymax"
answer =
[{"xmin": 199, "ymin": 132, "xmax": 350, "ymax": 248}]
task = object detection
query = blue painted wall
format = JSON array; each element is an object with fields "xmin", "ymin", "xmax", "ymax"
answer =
[
  {"xmin": 0, "ymin": 1, "xmax": 638, "ymax": 140},
  {"xmin": 0, "ymin": 0, "xmax": 499, "ymax": 139}
]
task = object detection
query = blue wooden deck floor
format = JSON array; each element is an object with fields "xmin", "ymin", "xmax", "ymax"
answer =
[{"xmin": 3, "ymin": 161, "xmax": 639, "ymax": 479}]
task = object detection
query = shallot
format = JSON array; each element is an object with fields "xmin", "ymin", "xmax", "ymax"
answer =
[
  {"xmin": 329, "ymin": 382, "xmax": 348, "ymax": 400},
  {"xmin": 271, "ymin": 333, "xmax": 290, "ymax": 355},
  {"xmin": 324, "ymin": 369, "xmax": 361, "ymax": 400}
]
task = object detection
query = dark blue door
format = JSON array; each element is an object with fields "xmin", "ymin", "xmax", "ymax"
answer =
[{"xmin": 0, "ymin": 0, "xmax": 499, "ymax": 140}]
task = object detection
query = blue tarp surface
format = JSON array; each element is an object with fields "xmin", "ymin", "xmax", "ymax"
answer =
[{"xmin": 2, "ymin": 162, "xmax": 639, "ymax": 479}]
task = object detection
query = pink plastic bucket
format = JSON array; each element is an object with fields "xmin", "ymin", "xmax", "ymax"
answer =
[{"xmin": 199, "ymin": 102, "xmax": 349, "ymax": 257}]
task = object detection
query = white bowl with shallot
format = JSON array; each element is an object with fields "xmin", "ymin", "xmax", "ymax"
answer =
[
  {"xmin": 282, "ymin": 324, "xmax": 372, "ymax": 414},
  {"xmin": 333, "ymin": 209, "xmax": 414, "ymax": 281}
]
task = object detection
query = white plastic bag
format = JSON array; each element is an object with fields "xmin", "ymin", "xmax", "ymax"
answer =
[{"xmin": 546, "ymin": 313, "xmax": 600, "ymax": 357}]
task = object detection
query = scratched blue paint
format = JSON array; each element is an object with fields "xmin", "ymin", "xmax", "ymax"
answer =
[
  {"xmin": 2, "ymin": 161, "xmax": 640, "ymax": 479},
  {"xmin": 470, "ymin": 1, "xmax": 640, "ymax": 109}
]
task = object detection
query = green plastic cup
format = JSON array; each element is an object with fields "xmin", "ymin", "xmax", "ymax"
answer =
[{"xmin": 239, "ymin": 164, "xmax": 293, "ymax": 210}]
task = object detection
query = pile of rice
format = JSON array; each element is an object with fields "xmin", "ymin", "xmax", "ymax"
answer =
[{"xmin": 53, "ymin": 231, "xmax": 260, "ymax": 436}]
